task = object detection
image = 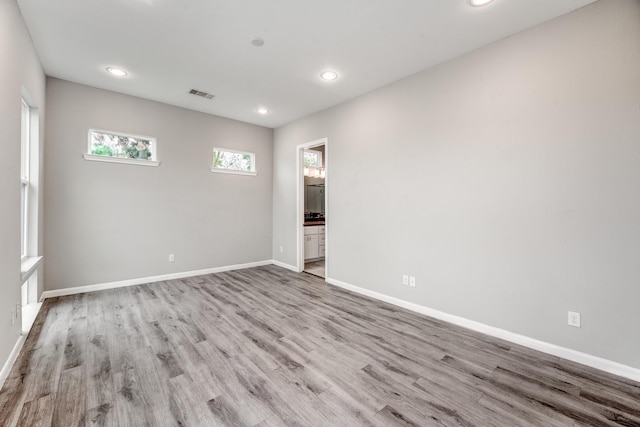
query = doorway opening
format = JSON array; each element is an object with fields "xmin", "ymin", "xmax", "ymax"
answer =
[{"xmin": 297, "ymin": 138, "xmax": 328, "ymax": 278}]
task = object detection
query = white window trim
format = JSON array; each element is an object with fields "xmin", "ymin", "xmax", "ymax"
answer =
[
  {"xmin": 84, "ymin": 129, "xmax": 160, "ymax": 167},
  {"xmin": 209, "ymin": 167, "xmax": 258, "ymax": 176},
  {"xmin": 211, "ymin": 147, "xmax": 257, "ymax": 176},
  {"xmin": 83, "ymin": 153, "xmax": 160, "ymax": 167},
  {"xmin": 21, "ymin": 256, "xmax": 42, "ymax": 283},
  {"xmin": 21, "ymin": 180, "xmax": 28, "ymax": 262}
]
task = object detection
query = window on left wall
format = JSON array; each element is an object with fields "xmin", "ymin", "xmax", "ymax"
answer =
[
  {"xmin": 83, "ymin": 129, "xmax": 160, "ymax": 167},
  {"xmin": 20, "ymin": 99, "xmax": 30, "ymax": 260},
  {"xmin": 21, "ymin": 95, "xmax": 42, "ymax": 333}
]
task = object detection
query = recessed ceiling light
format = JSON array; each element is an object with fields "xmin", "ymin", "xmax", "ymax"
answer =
[
  {"xmin": 257, "ymin": 107, "xmax": 269, "ymax": 115},
  {"xmin": 469, "ymin": 0, "xmax": 494, "ymax": 7},
  {"xmin": 106, "ymin": 67, "xmax": 127, "ymax": 77},
  {"xmin": 320, "ymin": 71, "xmax": 338, "ymax": 81},
  {"xmin": 251, "ymin": 38, "xmax": 265, "ymax": 47}
]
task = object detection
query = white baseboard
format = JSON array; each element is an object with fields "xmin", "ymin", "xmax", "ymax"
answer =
[
  {"xmin": 0, "ymin": 334, "xmax": 26, "ymax": 390},
  {"xmin": 271, "ymin": 259, "xmax": 299, "ymax": 272},
  {"xmin": 325, "ymin": 276, "xmax": 640, "ymax": 383},
  {"xmin": 40, "ymin": 260, "xmax": 273, "ymax": 300},
  {"xmin": 0, "ymin": 302, "xmax": 43, "ymax": 390}
]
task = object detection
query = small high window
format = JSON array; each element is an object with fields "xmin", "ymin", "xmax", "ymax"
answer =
[
  {"xmin": 211, "ymin": 148, "xmax": 256, "ymax": 176},
  {"xmin": 83, "ymin": 129, "xmax": 160, "ymax": 167},
  {"xmin": 304, "ymin": 149, "xmax": 322, "ymax": 168}
]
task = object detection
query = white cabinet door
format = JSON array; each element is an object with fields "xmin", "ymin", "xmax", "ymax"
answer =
[{"xmin": 304, "ymin": 235, "xmax": 319, "ymax": 260}]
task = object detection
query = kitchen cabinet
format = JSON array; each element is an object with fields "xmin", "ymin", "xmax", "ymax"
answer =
[
  {"xmin": 304, "ymin": 225, "xmax": 325, "ymax": 260},
  {"xmin": 304, "ymin": 234, "xmax": 319, "ymax": 259}
]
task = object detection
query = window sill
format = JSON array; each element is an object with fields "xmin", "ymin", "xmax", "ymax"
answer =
[
  {"xmin": 210, "ymin": 167, "xmax": 257, "ymax": 176},
  {"xmin": 22, "ymin": 302, "xmax": 42, "ymax": 333},
  {"xmin": 83, "ymin": 154, "xmax": 160, "ymax": 167},
  {"xmin": 21, "ymin": 256, "xmax": 42, "ymax": 282}
]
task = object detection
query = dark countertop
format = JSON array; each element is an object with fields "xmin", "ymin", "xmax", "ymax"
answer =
[{"xmin": 304, "ymin": 221, "xmax": 325, "ymax": 226}]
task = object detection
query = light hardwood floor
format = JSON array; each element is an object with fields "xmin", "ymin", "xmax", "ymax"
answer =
[
  {"xmin": 1, "ymin": 265, "xmax": 639, "ymax": 426},
  {"xmin": 304, "ymin": 260, "xmax": 325, "ymax": 278}
]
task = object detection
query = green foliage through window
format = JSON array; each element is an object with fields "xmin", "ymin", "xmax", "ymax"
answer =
[
  {"xmin": 304, "ymin": 150, "xmax": 322, "ymax": 167},
  {"xmin": 212, "ymin": 148, "xmax": 255, "ymax": 173},
  {"xmin": 89, "ymin": 130, "xmax": 154, "ymax": 160}
]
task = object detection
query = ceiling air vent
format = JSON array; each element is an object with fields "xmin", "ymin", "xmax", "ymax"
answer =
[{"xmin": 188, "ymin": 89, "xmax": 214, "ymax": 100}]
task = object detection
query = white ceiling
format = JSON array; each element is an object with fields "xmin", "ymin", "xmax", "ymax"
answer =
[{"xmin": 18, "ymin": 0, "xmax": 597, "ymax": 128}]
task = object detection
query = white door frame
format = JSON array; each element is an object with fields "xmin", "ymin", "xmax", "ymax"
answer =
[{"xmin": 297, "ymin": 137, "xmax": 328, "ymax": 275}]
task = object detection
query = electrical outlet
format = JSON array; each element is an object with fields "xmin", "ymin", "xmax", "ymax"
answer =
[
  {"xmin": 402, "ymin": 275, "xmax": 409, "ymax": 285},
  {"xmin": 409, "ymin": 276, "xmax": 416, "ymax": 287},
  {"xmin": 168, "ymin": 253, "xmax": 175, "ymax": 262},
  {"xmin": 568, "ymin": 311, "xmax": 581, "ymax": 328},
  {"xmin": 280, "ymin": 246, "xmax": 284, "ymax": 253}
]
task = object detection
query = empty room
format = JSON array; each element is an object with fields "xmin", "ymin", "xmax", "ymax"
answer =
[{"xmin": 1, "ymin": 0, "xmax": 640, "ymax": 425}]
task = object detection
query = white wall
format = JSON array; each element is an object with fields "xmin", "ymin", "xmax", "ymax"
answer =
[
  {"xmin": 0, "ymin": 0, "xmax": 46, "ymax": 367},
  {"xmin": 273, "ymin": 0, "xmax": 640, "ymax": 369},
  {"xmin": 45, "ymin": 78, "xmax": 273, "ymax": 290}
]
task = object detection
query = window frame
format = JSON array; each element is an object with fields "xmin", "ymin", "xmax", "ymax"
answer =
[
  {"xmin": 210, "ymin": 147, "xmax": 257, "ymax": 176},
  {"xmin": 83, "ymin": 129, "xmax": 160, "ymax": 167},
  {"xmin": 19, "ymin": 94, "xmax": 43, "ymax": 321}
]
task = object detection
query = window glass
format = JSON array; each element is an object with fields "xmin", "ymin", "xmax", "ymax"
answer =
[
  {"xmin": 21, "ymin": 100, "xmax": 30, "ymax": 258},
  {"xmin": 212, "ymin": 148, "xmax": 256, "ymax": 175},
  {"xmin": 304, "ymin": 149, "xmax": 322, "ymax": 167},
  {"xmin": 89, "ymin": 129, "xmax": 156, "ymax": 161}
]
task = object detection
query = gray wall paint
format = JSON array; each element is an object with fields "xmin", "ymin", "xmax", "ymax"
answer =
[
  {"xmin": 273, "ymin": 0, "xmax": 640, "ymax": 369},
  {"xmin": 45, "ymin": 78, "xmax": 273, "ymax": 290},
  {"xmin": 0, "ymin": 0, "xmax": 46, "ymax": 367}
]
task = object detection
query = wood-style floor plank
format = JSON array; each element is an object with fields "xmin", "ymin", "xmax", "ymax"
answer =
[
  {"xmin": 51, "ymin": 365, "xmax": 85, "ymax": 426},
  {"xmin": 1, "ymin": 265, "xmax": 639, "ymax": 426},
  {"xmin": 15, "ymin": 394, "xmax": 54, "ymax": 427}
]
